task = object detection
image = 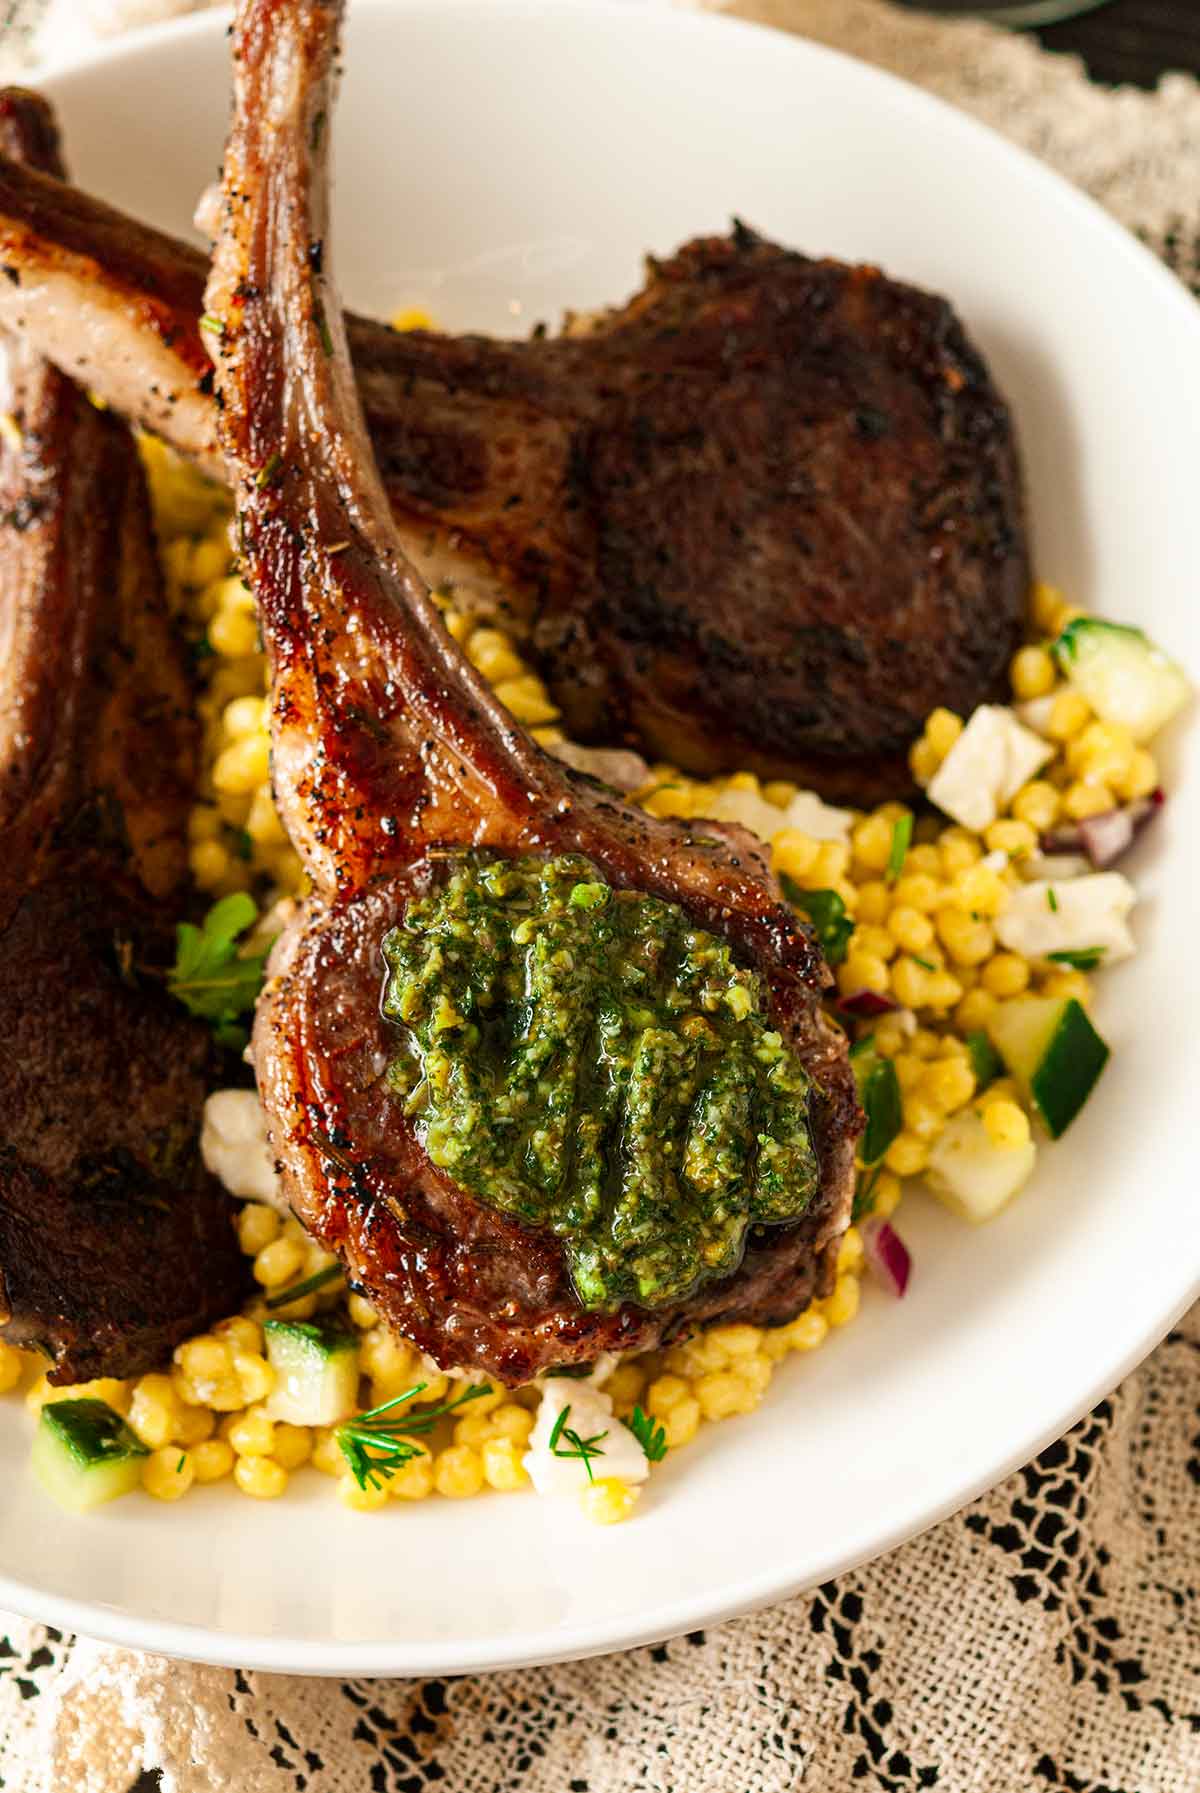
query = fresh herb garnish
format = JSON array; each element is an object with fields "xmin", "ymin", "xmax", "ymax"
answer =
[
  {"xmin": 1047, "ymin": 888, "xmax": 1059, "ymax": 913},
  {"xmin": 548, "ymin": 1403, "xmax": 608, "ymax": 1484},
  {"xmin": 265, "ymin": 1263, "xmax": 343, "ymax": 1310},
  {"xmin": 966, "ymin": 1030, "xmax": 1003, "ymax": 1090},
  {"xmin": 176, "ymin": 1453, "xmax": 186, "ymax": 1473},
  {"xmin": 911, "ymin": 955, "xmax": 937, "ymax": 973},
  {"xmin": 168, "ymin": 892, "xmax": 269, "ymax": 1050},
  {"xmin": 199, "ymin": 312, "xmax": 225, "ymax": 336},
  {"xmin": 623, "ymin": 1404, "xmax": 667, "ymax": 1463},
  {"xmin": 850, "ymin": 1038, "xmax": 903, "ymax": 1167},
  {"xmin": 255, "ymin": 451, "xmax": 282, "ymax": 489},
  {"xmin": 313, "ymin": 299, "xmax": 333, "ymax": 357},
  {"xmin": 1047, "ymin": 946, "xmax": 1105, "ymax": 971},
  {"xmin": 543, "ymin": 1363, "xmax": 593, "ymax": 1380},
  {"xmin": 852, "ymin": 1163, "xmax": 882, "ymax": 1222},
  {"xmin": 779, "ymin": 877, "xmax": 854, "ymax": 966},
  {"xmin": 887, "ymin": 814, "xmax": 913, "ymax": 883},
  {"xmin": 335, "ymin": 1381, "xmax": 492, "ymax": 1490}
]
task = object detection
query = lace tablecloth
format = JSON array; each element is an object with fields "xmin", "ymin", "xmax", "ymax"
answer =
[{"xmin": 0, "ymin": 2, "xmax": 1198, "ymax": 1788}]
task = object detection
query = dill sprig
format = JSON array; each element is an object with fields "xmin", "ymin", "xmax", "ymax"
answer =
[
  {"xmin": 548, "ymin": 1403, "xmax": 608, "ymax": 1483},
  {"xmin": 335, "ymin": 1381, "xmax": 491, "ymax": 1490},
  {"xmin": 622, "ymin": 1405, "xmax": 667, "ymax": 1463}
]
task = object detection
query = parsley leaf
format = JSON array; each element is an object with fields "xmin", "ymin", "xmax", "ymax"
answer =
[
  {"xmin": 1047, "ymin": 947, "xmax": 1105, "ymax": 971},
  {"xmin": 779, "ymin": 877, "xmax": 854, "ymax": 966},
  {"xmin": 168, "ymin": 892, "xmax": 269, "ymax": 1050},
  {"xmin": 623, "ymin": 1405, "xmax": 667, "ymax": 1463}
]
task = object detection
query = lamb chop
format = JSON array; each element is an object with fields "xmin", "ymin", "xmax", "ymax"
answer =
[
  {"xmin": 0, "ymin": 87, "xmax": 244, "ymax": 1383},
  {"xmin": 0, "ymin": 144, "xmax": 1028, "ymax": 805},
  {"xmin": 206, "ymin": 0, "xmax": 860, "ymax": 1385}
]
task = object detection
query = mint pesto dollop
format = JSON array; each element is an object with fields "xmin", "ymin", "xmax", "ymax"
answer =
[{"xmin": 381, "ymin": 854, "xmax": 819, "ymax": 1312}]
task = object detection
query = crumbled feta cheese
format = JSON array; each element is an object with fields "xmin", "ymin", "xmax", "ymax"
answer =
[
  {"xmin": 200, "ymin": 1087, "xmax": 285, "ymax": 1209},
  {"xmin": 995, "ymin": 872, "xmax": 1136, "ymax": 964},
  {"xmin": 523, "ymin": 1377, "xmax": 649, "ymax": 1496},
  {"xmin": 927, "ymin": 706, "xmax": 1054, "ymax": 833},
  {"xmin": 1019, "ymin": 851, "xmax": 1092, "ymax": 884},
  {"xmin": 1015, "ymin": 695, "xmax": 1057, "ymax": 736},
  {"xmin": 779, "ymin": 790, "xmax": 854, "ymax": 843},
  {"xmin": 704, "ymin": 784, "xmax": 853, "ymax": 846}
]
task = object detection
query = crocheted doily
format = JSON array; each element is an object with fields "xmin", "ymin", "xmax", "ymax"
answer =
[{"xmin": 1, "ymin": 3, "xmax": 1198, "ymax": 1789}]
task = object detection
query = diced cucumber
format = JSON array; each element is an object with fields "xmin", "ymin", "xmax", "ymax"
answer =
[
  {"xmin": 32, "ymin": 1398, "xmax": 147, "ymax": 1513},
  {"xmin": 1053, "ymin": 618, "xmax": 1190, "ymax": 742},
  {"xmin": 966, "ymin": 1030, "xmax": 1003, "ymax": 1091},
  {"xmin": 987, "ymin": 996, "xmax": 1110, "ymax": 1139},
  {"xmin": 926, "ymin": 1110, "xmax": 1037, "ymax": 1224},
  {"xmin": 264, "ymin": 1319, "xmax": 359, "ymax": 1425},
  {"xmin": 850, "ymin": 1037, "xmax": 902, "ymax": 1166}
]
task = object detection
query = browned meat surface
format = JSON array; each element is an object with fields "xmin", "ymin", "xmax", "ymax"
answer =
[
  {"xmin": 207, "ymin": 0, "xmax": 860, "ymax": 1385},
  {"xmin": 0, "ymin": 88, "xmax": 245, "ymax": 1383},
  {"xmin": 0, "ymin": 143, "xmax": 1028, "ymax": 804}
]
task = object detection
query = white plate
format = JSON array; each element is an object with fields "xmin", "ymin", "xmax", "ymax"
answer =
[{"xmin": 2, "ymin": 0, "xmax": 1197, "ymax": 1678}]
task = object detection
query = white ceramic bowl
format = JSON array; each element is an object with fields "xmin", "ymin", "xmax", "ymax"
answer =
[{"xmin": 1, "ymin": 0, "xmax": 1197, "ymax": 1677}]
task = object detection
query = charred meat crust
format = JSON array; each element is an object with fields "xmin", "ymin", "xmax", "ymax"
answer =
[
  {"xmin": 209, "ymin": 0, "xmax": 860, "ymax": 1386},
  {"xmin": 0, "ymin": 146, "xmax": 1027, "ymax": 803},
  {"xmin": 0, "ymin": 86, "xmax": 245, "ymax": 1383}
]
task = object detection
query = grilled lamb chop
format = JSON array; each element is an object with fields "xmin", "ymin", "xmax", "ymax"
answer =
[
  {"xmin": 207, "ymin": 0, "xmax": 860, "ymax": 1385},
  {"xmin": 0, "ymin": 143, "xmax": 1028, "ymax": 804},
  {"xmin": 0, "ymin": 88, "xmax": 244, "ymax": 1382}
]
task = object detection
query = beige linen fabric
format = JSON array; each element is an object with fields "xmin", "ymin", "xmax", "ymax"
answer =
[{"xmin": 0, "ymin": 3, "xmax": 1198, "ymax": 1788}]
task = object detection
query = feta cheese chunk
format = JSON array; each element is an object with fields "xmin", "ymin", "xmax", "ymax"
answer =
[
  {"xmin": 524, "ymin": 1377, "xmax": 649, "ymax": 1497},
  {"xmin": 927, "ymin": 706, "xmax": 1054, "ymax": 834},
  {"xmin": 200, "ymin": 1087, "xmax": 284, "ymax": 1209},
  {"xmin": 703, "ymin": 784, "xmax": 853, "ymax": 845},
  {"xmin": 1015, "ymin": 695, "xmax": 1057, "ymax": 736},
  {"xmin": 995, "ymin": 872, "xmax": 1136, "ymax": 965}
]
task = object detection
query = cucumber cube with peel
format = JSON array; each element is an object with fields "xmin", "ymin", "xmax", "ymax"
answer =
[
  {"xmin": 32, "ymin": 1398, "xmax": 148, "ymax": 1513},
  {"xmin": 264, "ymin": 1319, "xmax": 360, "ymax": 1425},
  {"xmin": 1053, "ymin": 618, "xmax": 1190, "ymax": 742},
  {"xmin": 987, "ymin": 996, "xmax": 1110, "ymax": 1139},
  {"xmin": 927, "ymin": 1108, "xmax": 1037, "ymax": 1224}
]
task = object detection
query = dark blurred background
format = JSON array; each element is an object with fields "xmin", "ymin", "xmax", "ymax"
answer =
[{"xmin": 1011, "ymin": 0, "xmax": 1199, "ymax": 82}]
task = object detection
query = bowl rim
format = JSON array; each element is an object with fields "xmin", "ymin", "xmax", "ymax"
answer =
[{"xmin": 5, "ymin": 0, "xmax": 1198, "ymax": 1676}]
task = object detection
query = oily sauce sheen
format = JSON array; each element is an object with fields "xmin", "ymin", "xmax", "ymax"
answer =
[{"xmin": 382, "ymin": 854, "xmax": 819, "ymax": 1311}]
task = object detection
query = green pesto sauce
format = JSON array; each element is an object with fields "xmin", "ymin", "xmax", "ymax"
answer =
[{"xmin": 381, "ymin": 854, "xmax": 818, "ymax": 1312}]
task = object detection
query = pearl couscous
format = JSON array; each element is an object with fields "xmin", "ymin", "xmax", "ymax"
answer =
[{"xmin": 5, "ymin": 437, "xmax": 1186, "ymax": 1524}]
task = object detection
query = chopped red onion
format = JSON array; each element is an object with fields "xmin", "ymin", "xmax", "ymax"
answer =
[
  {"xmin": 861, "ymin": 1218, "xmax": 911, "ymax": 1298},
  {"xmin": 1040, "ymin": 790, "xmax": 1163, "ymax": 869},
  {"xmin": 837, "ymin": 989, "xmax": 899, "ymax": 1019}
]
